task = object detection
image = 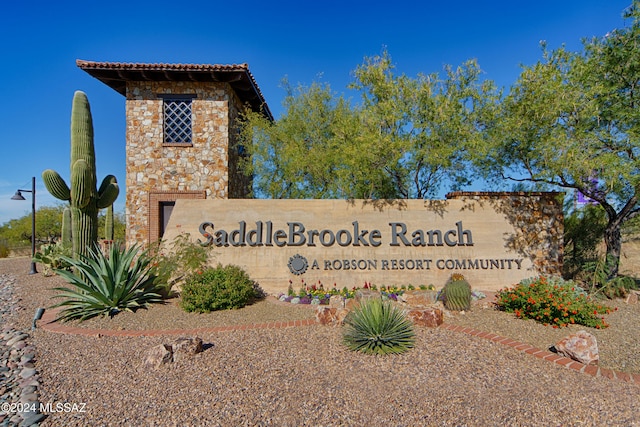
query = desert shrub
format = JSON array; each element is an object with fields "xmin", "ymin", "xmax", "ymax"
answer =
[
  {"xmin": 180, "ymin": 264, "xmax": 262, "ymax": 312},
  {"xmin": 52, "ymin": 244, "xmax": 165, "ymax": 321},
  {"xmin": 495, "ymin": 276, "xmax": 615, "ymax": 329},
  {"xmin": 582, "ymin": 255, "xmax": 639, "ymax": 299},
  {"xmin": 150, "ymin": 233, "xmax": 211, "ymax": 295},
  {"xmin": 342, "ymin": 298, "xmax": 415, "ymax": 355},
  {"xmin": 0, "ymin": 240, "xmax": 9, "ymax": 258},
  {"xmin": 33, "ymin": 243, "xmax": 73, "ymax": 276}
]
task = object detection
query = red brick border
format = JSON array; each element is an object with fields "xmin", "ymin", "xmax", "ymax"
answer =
[
  {"xmin": 38, "ymin": 308, "xmax": 316, "ymax": 337},
  {"xmin": 440, "ymin": 323, "xmax": 640, "ymax": 385},
  {"xmin": 36, "ymin": 309, "xmax": 639, "ymax": 385}
]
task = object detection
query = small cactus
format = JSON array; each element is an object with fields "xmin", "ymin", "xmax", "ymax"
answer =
[
  {"xmin": 42, "ymin": 91, "xmax": 119, "ymax": 259},
  {"xmin": 443, "ymin": 274, "xmax": 472, "ymax": 311}
]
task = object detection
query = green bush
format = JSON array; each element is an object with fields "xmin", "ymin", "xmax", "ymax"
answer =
[
  {"xmin": 52, "ymin": 244, "xmax": 165, "ymax": 321},
  {"xmin": 33, "ymin": 243, "xmax": 73, "ymax": 276},
  {"xmin": 342, "ymin": 298, "xmax": 415, "ymax": 355},
  {"xmin": 180, "ymin": 264, "xmax": 262, "ymax": 312},
  {"xmin": 0, "ymin": 240, "xmax": 9, "ymax": 258},
  {"xmin": 495, "ymin": 276, "xmax": 615, "ymax": 329},
  {"xmin": 583, "ymin": 255, "xmax": 639, "ymax": 299},
  {"xmin": 150, "ymin": 233, "xmax": 211, "ymax": 295}
]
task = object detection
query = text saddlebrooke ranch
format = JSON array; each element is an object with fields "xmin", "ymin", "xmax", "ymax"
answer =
[{"xmin": 163, "ymin": 194, "xmax": 563, "ymax": 293}]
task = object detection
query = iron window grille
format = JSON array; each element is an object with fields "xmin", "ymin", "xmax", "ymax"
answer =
[{"xmin": 161, "ymin": 95, "xmax": 195, "ymax": 144}]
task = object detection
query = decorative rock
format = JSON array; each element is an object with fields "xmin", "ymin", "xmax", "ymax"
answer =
[
  {"xmin": 315, "ymin": 307, "xmax": 349, "ymax": 326},
  {"xmin": 19, "ymin": 367, "xmax": 36, "ymax": 379},
  {"xmin": 554, "ymin": 330, "xmax": 599, "ymax": 365},
  {"xmin": 407, "ymin": 308, "xmax": 444, "ymax": 327},
  {"xmin": 403, "ymin": 290, "xmax": 438, "ymax": 307},
  {"xmin": 355, "ymin": 289, "xmax": 378, "ymax": 302},
  {"xmin": 0, "ymin": 274, "xmax": 42, "ymax": 427},
  {"xmin": 20, "ymin": 411, "xmax": 46, "ymax": 426},
  {"xmin": 335, "ymin": 308, "xmax": 349, "ymax": 325},
  {"xmin": 172, "ymin": 337, "xmax": 203, "ymax": 362},
  {"xmin": 13, "ymin": 340, "xmax": 27, "ymax": 350},
  {"xmin": 345, "ymin": 298, "xmax": 360, "ymax": 311},
  {"xmin": 144, "ymin": 344, "xmax": 173, "ymax": 368},
  {"xmin": 328, "ymin": 295, "xmax": 344, "ymax": 308},
  {"xmin": 626, "ymin": 291, "xmax": 638, "ymax": 305},
  {"xmin": 6, "ymin": 334, "xmax": 28, "ymax": 347},
  {"xmin": 315, "ymin": 307, "xmax": 337, "ymax": 325}
]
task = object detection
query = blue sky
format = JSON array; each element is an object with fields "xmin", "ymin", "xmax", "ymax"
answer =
[{"xmin": 0, "ymin": 0, "xmax": 632, "ymax": 225}]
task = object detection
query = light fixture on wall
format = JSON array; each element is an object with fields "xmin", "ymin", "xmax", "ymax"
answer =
[{"xmin": 11, "ymin": 177, "xmax": 38, "ymax": 275}]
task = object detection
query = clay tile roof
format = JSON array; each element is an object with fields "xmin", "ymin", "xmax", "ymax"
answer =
[{"xmin": 76, "ymin": 59, "xmax": 273, "ymax": 120}]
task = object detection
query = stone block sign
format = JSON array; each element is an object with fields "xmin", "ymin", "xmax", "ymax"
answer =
[{"xmin": 162, "ymin": 192, "xmax": 563, "ymax": 294}]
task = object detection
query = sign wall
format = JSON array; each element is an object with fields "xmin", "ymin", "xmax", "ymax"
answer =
[{"xmin": 163, "ymin": 196, "xmax": 562, "ymax": 293}]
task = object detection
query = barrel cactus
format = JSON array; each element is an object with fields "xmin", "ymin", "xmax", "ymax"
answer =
[
  {"xmin": 42, "ymin": 91, "xmax": 119, "ymax": 259},
  {"xmin": 443, "ymin": 273, "xmax": 472, "ymax": 311}
]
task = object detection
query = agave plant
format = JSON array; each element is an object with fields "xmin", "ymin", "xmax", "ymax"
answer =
[
  {"xmin": 52, "ymin": 244, "xmax": 164, "ymax": 321},
  {"xmin": 342, "ymin": 298, "xmax": 415, "ymax": 355}
]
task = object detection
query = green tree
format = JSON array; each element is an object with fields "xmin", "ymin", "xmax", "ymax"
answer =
[
  {"xmin": 563, "ymin": 204, "xmax": 608, "ymax": 280},
  {"xmin": 239, "ymin": 50, "xmax": 498, "ymax": 199},
  {"xmin": 0, "ymin": 205, "xmax": 66, "ymax": 246},
  {"xmin": 478, "ymin": 2, "xmax": 640, "ymax": 279},
  {"xmin": 350, "ymin": 50, "xmax": 498, "ymax": 198},
  {"xmin": 239, "ymin": 79, "xmax": 360, "ymax": 198}
]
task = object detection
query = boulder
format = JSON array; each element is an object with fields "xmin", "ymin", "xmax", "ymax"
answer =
[
  {"xmin": 144, "ymin": 344, "xmax": 173, "ymax": 368},
  {"xmin": 329, "ymin": 295, "xmax": 345, "ymax": 308},
  {"xmin": 335, "ymin": 307, "xmax": 350, "ymax": 325},
  {"xmin": 554, "ymin": 330, "xmax": 599, "ymax": 365},
  {"xmin": 345, "ymin": 298, "xmax": 360, "ymax": 311},
  {"xmin": 315, "ymin": 306, "xmax": 349, "ymax": 326},
  {"xmin": 403, "ymin": 290, "xmax": 438, "ymax": 307},
  {"xmin": 172, "ymin": 337, "xmax": 203, "ymax": 362},
  {"xmin": 407, "ymin": 308, "xmax": 444, "ymax": 327},
  {"xmin": 355, "ymin": 289, "xmax": 378, "ymax": 302},
  {"xmin": 316, "ymin": 307, "xmax": 337, "ymax": 325},
  {"xmin": 144, "ymin": 338, "xmax": 205, "ymax": 367}
]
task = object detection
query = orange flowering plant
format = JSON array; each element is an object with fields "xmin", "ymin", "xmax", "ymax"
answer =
[{"xmin": 495, "ymin": 276, "xmax": 615, "ymax": 329}]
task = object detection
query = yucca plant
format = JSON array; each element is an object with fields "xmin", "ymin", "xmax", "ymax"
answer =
[
  {"xmin": 342, "ymin": 298, "xmax": 415, "ymax": 355},
  {"xmin": 52, "ymin": 244, "xmax": 164, "ymax": 321}
]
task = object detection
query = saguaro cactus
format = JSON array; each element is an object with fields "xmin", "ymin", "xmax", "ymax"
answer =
[
  {"xmin": 61, "ymin": 207, "xmax": 72, "ymax": 248},
  {"xmin": 104, "ymin": 204, "xmax": 114, "ymax": 241},
  {"xmin": 42, "ymin": 91, "xmax": 119, "ymax": 259}
]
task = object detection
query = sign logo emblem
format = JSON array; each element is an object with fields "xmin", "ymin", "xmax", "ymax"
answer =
[{"xmin": 288, "ymin": 254, "xmax": 308, "ymax": 275}]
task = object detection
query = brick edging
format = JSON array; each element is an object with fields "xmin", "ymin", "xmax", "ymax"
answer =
[
  {"xmin": 37, "ymin": 309, "xmax": 640, "ymax": 385},
  {"xmin": 440, "ymin": 324, "xmax": 640, "ymax": 385},
  {"xmin": 37, "ymin": 308, "xmax": 316, "ymax": 337}
]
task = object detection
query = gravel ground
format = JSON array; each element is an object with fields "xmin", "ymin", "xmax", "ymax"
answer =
[{"xmin": 1, "ymin": 257, "xmax": 640, "ymax": 426}]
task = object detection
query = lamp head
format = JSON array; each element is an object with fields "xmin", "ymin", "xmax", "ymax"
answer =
[{"xmin": 11, "ymin": 190, "xmax": 25, "ymax": 201}]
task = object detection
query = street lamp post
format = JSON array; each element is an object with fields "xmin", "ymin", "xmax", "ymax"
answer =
[{"xmin": 11, "ymin": 177, "xmax": 38, "ymax": 274}]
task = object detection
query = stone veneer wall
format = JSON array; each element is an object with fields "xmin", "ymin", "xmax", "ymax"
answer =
[
  {"xmin": 125, "ymin": 81, "xmax": 248, "ymax": 246},
  {"xmin": 446, "ymin": 191, "xmax": 564, "ymax": 275},
  {"xmin": 227, "ymin": 97, "xmax": 252, "ymax": 198}
]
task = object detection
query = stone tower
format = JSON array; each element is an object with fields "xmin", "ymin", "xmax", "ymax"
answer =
[{"xmin": 76, "ymin": 60, "xmax": 272, "ymax": 246}]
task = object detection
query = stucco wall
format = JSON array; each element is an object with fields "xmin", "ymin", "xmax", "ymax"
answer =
[{"xmin": 162, "ymin": 194, "xmax": 564, "ymax": 294}]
